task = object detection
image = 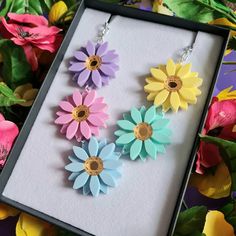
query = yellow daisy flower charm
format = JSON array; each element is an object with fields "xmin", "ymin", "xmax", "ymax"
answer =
[{"xmin": 144, "ymin": 59, "xmax": 203, "ymax": 112}]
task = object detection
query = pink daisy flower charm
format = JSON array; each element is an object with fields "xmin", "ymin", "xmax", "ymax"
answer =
[
  {"xmin": 69, "ymin": 41, "xmax": 119, "ymax": 88},
  {"xmin": 55, "ymin": 90, "xmax": 109, "ymax": 141}
]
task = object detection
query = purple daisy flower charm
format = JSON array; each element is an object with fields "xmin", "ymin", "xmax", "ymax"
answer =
[{"xmin": 69, "ymin": 41, "xmax": 119, "ymax": 88}]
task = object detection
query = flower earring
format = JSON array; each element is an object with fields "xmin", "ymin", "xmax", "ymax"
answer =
[
  {"xmin": 69, "ymin": 18, "xmax": 119, "ymax": 88},
  {"xmin": 114, "ymin": 105, "xmax": 171, "ymax": 161},
  {"xmin": 144, "ymin": 43, "xmax": 203, "ymax": 112}
]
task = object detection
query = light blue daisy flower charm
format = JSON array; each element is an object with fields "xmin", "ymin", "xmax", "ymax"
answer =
[
  {"xmin": 115, "ymin": 105, "xmax": 171, "ymax": 161},
  {"xmin": 65, "ymin": 136, "xmax": 122, "ymax": 197}
]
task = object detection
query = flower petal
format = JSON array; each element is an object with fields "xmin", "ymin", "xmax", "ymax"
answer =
[
  {"xmin": 179, "ymin": 87, "xmax": 197, "ymax": 104},
  {"xmin": 154, "ymin": 89, "xmax": 169, "ymax": 107},
  {"xmin": 68, "ymin": 172, "xmax": 79, "ymax": 181},
  {"xmin": 80, "ymin": 121, "xmax": 91, "ymax": 139},
  {"xmin": 166, "ymin": 59, "xmax": 176, "ymax": 76},
  {"xmin": 83, "ymin": 182, "xmax": 90, "ymax": 195},
  {"xmin": 103, "ymin": 160, "xmax": 122, "ymax": 169},
  {"xmin": 73, "ymin": 146, "xmax": 88, "ymax": 161},
  {"xmin": 147, "ymin": 92, "xmax": 156, "ymax": 101},
  {"xmin": 131, "ymin": 107, "xmax": 143, "ymax": 124},
  {"xmin": 156, "ymin": 144, "xmax": 166, "ymax": 153},
  {"xmin": 144, "ymin": 82, "xmax": 164, "ymax": 92},
  {"xmin": 182, "ymin": 77, "xmax": 203, "ymax": 88},
  {"xmin": 179, "ymin": 96, "xmax": 188, "ymax": 110},
  {"xmin": 88, "ymin": 136, "xmax": 99, "ymax": 156},
  {"xmin": 65, "ymin": 162, "xmax": 84, "ymax": 172},
  {"xmin": 102, "ymin": 53, "xmax": 118, "ymax": 63},
  {"xmin": 100, "ymin": 183, "xmax": 108, "ymax": 194},
  {"xmin": 66, "ymin": 120, "xmax": 79, "ymax": 140},
  {"xmin": 117, "ymin": 120, "xmax": 135, "ymax": 130},
  {"xmin": 99, "ymin": 143, "xmax": 115, "ymax": 160},
  {"xmin": 177, "ymin": 63, "xmax": 191, "ymax": 78},
  {"xmin": 73, "ymin": 172, "xmax": 89, "ymax": 189},
  {"xmin": 83, "ymin": 90, "xmax": 96, "ymax": 106},
  {"xmin": 89, "ymin": 176, "xmax": 100, "ymax": 197},
  {"xmin": 59, "ymin": 101, "xmax": 74, "ymax": 112},
  {"xmin": 86, "ymin": 41, "xmax": 95, "ymax": 55},
  {"xmin": 69, "ymin": 62, "xmax": 85, "ymax": 72},
  {"xmin": 87, "ymin": 115, "xmax": 105, "ymax": 127},
  {"xmin": 89, "ymin": 103, "xmax": 107, "ymax": 113},
  {"xmin": 92, "ymin": 70, "xmax": 102, "ymax": 88},
  {"xmin": 162, "ymin": 98, "xmax": 171, "ymax": 112},
  {"xmin": 72, "ymin": 90, "xmax": 82, "ymax": 106},
  {"xmin": 55, "ymin": 114, "xmax": 73, "ymax": 124},
  {"xmin": 77, "ymin": 69, "xmax": 90, "ymax": 87},
  {"xmin": 99, "ymin": 64, "xmax": 115, "ymax": 76},
  {"xmin": 116, "ymin": 133, "xmax": 135, "ymax": 145},
  {"xmin": 74, "ymin": 51, "xmax": 87, "ymax": 61},
  {"xmin": 130, "ymin": 139, "xmax": 143, "ymax": 160},
  {"xmin": 144, "ymin": 105, "xmax": 156, "ymax": 123},
  {"xmin": 150, "ymin": 68, "xmax": 167, "ymax": 81},
  {"xmin": 114, "ymin": 130, "xmax": 127, "ymax": 136},
  {"xmin": 99, "ymin": 171, "xmax": 116, "ymax": 187},
  {"xmin": 170, "ymin": 91, "xmax": 180, "ymax": 112},
  {"xmin": 151, "ymin": 118, "xmax": 169, "ymax": 130},
  {"xmin": 152, "ymin": 131, "xmax": 171, "ymax": 144},
  {"xmin": 96, "ymin": 42, "xmax": 108, "ymax": 56},
  {"xmin": 144, "ymin": 139, "xmax": 157, "ymax": 159}
]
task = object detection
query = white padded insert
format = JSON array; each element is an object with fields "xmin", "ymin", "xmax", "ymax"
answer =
[{"xmin": 3, "ymin": 8, "xmax": 223, "ymax": 236}]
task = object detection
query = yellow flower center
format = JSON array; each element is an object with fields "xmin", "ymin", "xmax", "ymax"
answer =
[
  {"xmin": 85, "ymin": 55, "xmax": 102, "ymax": 70},
  {"xmin": 72, "ymin": 105, "xmax": 90, "ymax": 122},
  {"xmin": 84, "ymin": 157, "xmax": 103, "ymax": 176},
  {"xmin": 164, "ymin": 76, "xmax": 182, "ymax": 92},
  {"xmin": 134, "ymin": 122, "xmax": 153, "ymax": 141}
]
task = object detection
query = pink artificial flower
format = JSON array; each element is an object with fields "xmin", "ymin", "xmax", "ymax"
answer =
[
  {"xmin": 0, "ymin": 113, "xmax": 19, "ymax": 168},
  {"xmin": 196, "ymin": 98, "xmax": 236, "ymax": 174},
  {"xmin": 55, "ymin": 90, "xmax": 109, "ymax": 141},
  {"xmin": 0, "ymin": 13, "xmax": 62, "ymax": 71}
]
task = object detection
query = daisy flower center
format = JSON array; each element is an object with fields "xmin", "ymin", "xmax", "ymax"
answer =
[
  {"xmin": 84, "ymin": 157, "xmax": 104, "ymax": 176},
  {"xmin": 72, "ymin": 105, "xmax": 90, "ymax": 122},
  {"xmin": 85, "ymin": 55, "xmax": 102, "ymax": 71},
  {"xmin": 134, "ymin": 122, "xmax": 153, "ymax": 141},
  {"xmin": 164, "ymin": 76, "xmax": 182, "ymax": 92}
]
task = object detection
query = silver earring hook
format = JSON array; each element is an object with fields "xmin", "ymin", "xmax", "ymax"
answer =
[{"xmin": 97, "ymin": 15, "xmax": 114, "ymax": 43}]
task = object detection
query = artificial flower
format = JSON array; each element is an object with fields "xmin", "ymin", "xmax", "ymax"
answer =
[
  {"xmin": 65, "ymin": 136, "xmax": 122, "ymax": 197},
  {"xmin": 202, "ymin": 211, "xmax": 235, "ymax": 236},
  {"xmin": 190, "ymin": 162, "xmax": 231, "ymax": 199},
  {"xmin": 55, "ymin": 90, "xmax": 108, "ymax": 141},
  {"xmin": 0, "ymin": 203, "xmax": 19, "ymax": 220},
  {"xmin": 196, "ymin": 98, "xmax": 236, "ymax": 174},
  {"xmin": 49, "ymin": 1, "xmax": 71, "ymax": 25},
  {"xmin": 216, "ymin": 86, "xmax": 236, "ymax": 101},
  {"xmin": 0, "ymin": 113, "xmax": 19, "ymax": 168},
  {"xmin": 16, "ymin": 213, "xmax": 56, "ymax": 236},
  {"xmin": 115, "ymin": 105, "xmax": 171, "ymax": 160},
  {"xmin": 0, "ymin": 13, "xmax": 62, "ymax": 71},
  {"xmin": 152, "ymin": 0, "xmax": 173, "ymax": 15},
  {"xmin": 69, "ymin": 41, "xmax": 119, "ymax": 88},
  {"xmin": 14, "ymin": 83, "xmax": 38, "ymax": 107},
  {"xmin": 144, "ymin": 59, "xmax": 202, "ymax": 112}
]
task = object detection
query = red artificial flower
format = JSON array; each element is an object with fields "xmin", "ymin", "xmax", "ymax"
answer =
[
  {"xmin": 196, "ymin": 98, "xmax": 236, "ymax": 174},
  {"xmin": 0, "ymin": 13, "xmax": 62, "ymax": 71},
  {"xmin": 0, "ymin": 113, "xmax": 19, "ymax": 168}
]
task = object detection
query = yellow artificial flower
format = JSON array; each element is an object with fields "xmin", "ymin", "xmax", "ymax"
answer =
[
  {"xmin": 152, "ymin": 0, "xmax": 173, "ymax": 16},
  {"xmin": 48, "ymin": 1, "xmax": 71, "ymax": 25},
  {"xmin": 144, "ymin": 59, "xmax": 203, "ymax": 112},
  {"xmin": 189, "ymin": 162, "xmax": 231, "ymax": 199},
  {"xmin": 216, "ymin": 86, "xmax": 236, "ymax": 101},
  {"xmin": 0, "ymin": 203, "xmax": 19, "ymax": 220},
  {"xmin": 209, "ymin": 18, "xmax": 236, "ymax": 56},
  {"xmin": 203, "ymin": 211, "xmax": 235, "ymax": 236},
  {"xmin": 16, "ymin": 213, "xmax": 56, "ymax": 236},
  {"xmin": 14, "ymin": 83, "xmax": 38, "ymax": 107}
]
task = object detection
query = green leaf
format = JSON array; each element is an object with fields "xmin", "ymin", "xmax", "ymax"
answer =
[
  {"xmin": 8, "ymin": 0, "xmax": 45, "ymax": 14},
  {"xmin": 0, "ymin": 0, "xmax": 12, "ymax": 16},
  {"xmin": 200, "ymin": 135, "xmax": 236, "ymax": 191},
  {"xmin": 163, "ymin": 0, "xmax": 236, "ymax": 23},
  {"xmin": 174, "ymin": 206, "xmax": 207, "ymax": 236},
  {"xmin": 220, "ymin": 202, "xmax": 235, "ymax": 217},
  {"xmin": 0, "ymin": 82, "xmax": 25, "ymax": 107},
  {"xmin": 0, "ymin": 39, "xmax": 32, "ymax": 88}
]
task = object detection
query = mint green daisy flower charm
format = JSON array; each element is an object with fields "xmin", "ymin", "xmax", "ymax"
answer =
[{"xmin": 115, "ymin": 105, "xmax": 171, "ymax": 161}]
